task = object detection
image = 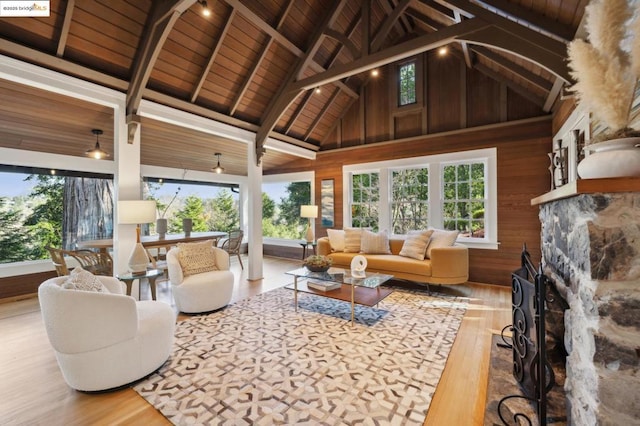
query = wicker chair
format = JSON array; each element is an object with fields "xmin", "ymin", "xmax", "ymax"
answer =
[
  {"xmin": 220, "ymin": 229, "xmax": 244, "ymax": 269},
  {"xmin": 47, "ymin": 247, "xmax": 113, "ymax": 276}
]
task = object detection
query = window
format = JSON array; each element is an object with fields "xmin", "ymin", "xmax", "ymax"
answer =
[
  {"xmin": 391, "ymin": 168, "xmax": 429, "ymax": 234},
  {"xmin": 144, "ymin": 178, "xmax": 240, "ymax": 235},
  {"xmin": 351, "ymin": 172, "xmax": 379, "ymax": 230},
  {"xmin": 262, "ymin": 172, "xmax": 313, "ymax": 241},
  {"xmin": 0, "ymin": 166, "xmax": 114, "ymax": 263},
  {"xmin": 343, "ymin": 148, "xmax": 497, "ymax": 249},
  {"xmin": 398, "ymin": 61, "xmax": 416, "ymax": 106},
  {"xmin": 442, "ymin": 162, "xmax": 486, "ymax": 238}
]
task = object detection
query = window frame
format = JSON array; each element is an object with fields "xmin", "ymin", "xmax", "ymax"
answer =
[
  {"xmin": 343, "ymin": 148, "xmax": 497, "ymax": 249},
  {"xmin": 261, "ymin": 171, "xmax": 315, "ymax": 247},
  {"xmin": 397, "ymin": 60, "xmax": 418, "ymax": 107}
]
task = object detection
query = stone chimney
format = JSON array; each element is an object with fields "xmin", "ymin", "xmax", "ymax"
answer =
[{"xmin": 534, "ymin": 181, "xmax": 640, "ymax": 425}]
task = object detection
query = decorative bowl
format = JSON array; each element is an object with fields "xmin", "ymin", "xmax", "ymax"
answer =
[{"xmin": 304, "ymin": 255, "xmax": 332, "ymax": 272}]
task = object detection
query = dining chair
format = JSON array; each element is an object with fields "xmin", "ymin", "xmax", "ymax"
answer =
[
  {"xmin": 220, "ymin": 229, "xmax": 244, "ymax": 269},
  {"xmin": 47, "ymin": 247, "xmax": 113, "ymax": 276}
]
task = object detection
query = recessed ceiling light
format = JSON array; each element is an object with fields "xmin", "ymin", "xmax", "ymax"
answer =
[
  {"xmin": 314, "ymin": 87, "xmax": 321, "ymax": 94},
  {"xmin": 438, "ymin": 47, "xmax": 448, "ymax": 56},
  {"xmin": 371, "ymin": 69, "xmax": 379, "ymax": 77}
]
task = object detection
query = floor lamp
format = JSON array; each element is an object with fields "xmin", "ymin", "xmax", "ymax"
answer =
[
  {"xmin": 300, "ymin": 205, "xmax": 318, "ymax": 243},
  {"xmin": 118, "ymin": 200, "xmax": 157, "ymax": 275}
]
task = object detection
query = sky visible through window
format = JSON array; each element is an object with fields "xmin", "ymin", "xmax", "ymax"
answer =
[{"xmin": 0, "ymin": 171, "xmax": 289, "ymax": 200}]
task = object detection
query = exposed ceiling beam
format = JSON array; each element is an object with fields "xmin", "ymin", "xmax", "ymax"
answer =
[
  {"xmin": 325, "ymin": 29, "xmax": 360, "ymax": 59},
  {"xmin": 405, "ymin": 7, "xmax": 444, "ymax": 30},
  {"xmin": 471, "ymin": 46, "xmax": 553, "ymax": 92},
  {"xmin": 371, "ymin": 0, "xmax": 412, "ymax": 52},
  {"xmin": 284, "ymin": 91, "xmax": 314, "ymax": 134},
  {"xmin": 361, "ymin": 0, "xmax": 370, "ymax": 57},
  {"xmin": 419, "ymin": 0, "xmax": 455, "ymax": 21},
  {"xmin": 475, "ymin": 0, "xmax": 575, "ymax": 42},
  {"xmin": 304, "ymin": 88, "xmax": 341, "ymax": 141},
  {"xmin": 475, "ymin": 62, "xmax": 545, "ymax": 107},
  {"xmin": 191, "ymin": 8, "xmax": 237, "ymax": 103},
  {"xmin": 435, "ymin": 0, "xmax": 570, "ymax": 83},
  {"xmin": 224, "ymin": 0, "xmax": 357, "ymax": 98},
  {"xmin": 460, "ymin": 25, "xmax": 571, "ymax": 83},
  {"xmin": 255, "ymin": 0, "xmax": 350, "ymax": 164},
  {"xmin": 543, "ymin": 77, "xmax": 564, "ymax": 112},
  {"xmin": 56, "ymin": 0, "xmax": 74, "ymax": 57},
  {"xmin": 453, "ymin": 11, "xmax": 473, "ymax": 67},
  {"xmin": 126, "ymin": 0, "xmax": 197, "ymax": 142},
  {"xmin": 291, "ymin": 18, "xmax": 489, "ymax": 91},
  {"xmin": 230, "ymin": 0, "xmax": 294, "ymax": 116}
]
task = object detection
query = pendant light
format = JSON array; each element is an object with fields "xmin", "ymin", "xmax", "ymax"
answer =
[
  {"xmin": 85, "ymin": 129, "xmax": 109, "ymax": 159},
  {"xmin": 212, "ymin": 152, "xmax": 225, "ymax": 174}
]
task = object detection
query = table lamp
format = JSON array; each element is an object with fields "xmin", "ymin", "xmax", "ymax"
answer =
[
  {"xmin": 300, "ymin": 205, "xmax": 318, "ymax": 243},
  {"xmin": 118, "ymin": 200, "xmax": 157, "ymax": 274}
]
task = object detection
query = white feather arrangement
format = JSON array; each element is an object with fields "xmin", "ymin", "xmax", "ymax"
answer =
[{"xmin": 567, "ymin": 0, "xmax": 640, "ymax": 143}]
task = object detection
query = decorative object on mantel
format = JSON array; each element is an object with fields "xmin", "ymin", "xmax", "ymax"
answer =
[
  {"xmin": 548, "ymin": 139, "xmax": 568, "ymax": 190},
  {"xmin": 567, "ymin": 0, "xmax": 640, "ymax": 178},
  {"xmin": 577, "ymin": 137, "xmax": 640, "ymax": 179}
]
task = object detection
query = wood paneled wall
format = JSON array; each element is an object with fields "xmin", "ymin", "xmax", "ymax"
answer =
[
  {"xmin": 0, "ymin": 271, "xmax": 57, "ymax": 301},
  {"xmin": 273, "ymin": 118, "xmax": 552, "ymax": 287},
  {"xmin": 330, "ymin": 50, "xmax": 544, "ymax": 147}
]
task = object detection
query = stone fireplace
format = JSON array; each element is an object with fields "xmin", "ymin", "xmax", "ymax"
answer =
[{"xmin": 533, "ymin": 178, "xmax": 640, "ymax": 425}]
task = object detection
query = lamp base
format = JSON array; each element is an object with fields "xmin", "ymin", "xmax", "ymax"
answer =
[
  {"xmin": 305, "ymin": 225, "xmax": 314, "ymax": 243},
  {"xmin": 128, "ymin": 242, "xmax": 150, "ymax": 275}
]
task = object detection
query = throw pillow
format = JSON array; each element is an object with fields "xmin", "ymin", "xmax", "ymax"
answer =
[
  {"xmin": 360, "ymin": 229, "xmax": 391, "ymax": 254},
  {"xmin": 177, "ymin": 240, "xmax": 218, "ymax": 277},
  {"xmin": 399, "ymin": 230, "xmax": 434, "ymax": 260},
  {"xmin": 425, "ymin": 229, "xmax": 460, "ymax": 259},
  {"xmin": 326, "ymin": 229, "xmax": 345, "ymax": 252},
  {"xmin": 343, "ymin": 227, "xmax": 364, "ymax": 253},
  {"xmin": 62, "ymin": 267, "xmax": 108, "ymax": 292}
]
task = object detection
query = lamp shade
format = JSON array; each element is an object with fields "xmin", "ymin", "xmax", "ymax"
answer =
[
  {"xmin": 300, "ymin": 205, "xmax": 318, "ymax": 219},
  {"xmin": 118, "ymin": 200, "xmax": 157, "ymax": 224}
]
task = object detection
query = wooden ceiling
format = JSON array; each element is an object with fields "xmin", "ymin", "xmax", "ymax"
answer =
[{"xmin": 0, "ymin": 0, "xmax": 586, "ymax": 175}]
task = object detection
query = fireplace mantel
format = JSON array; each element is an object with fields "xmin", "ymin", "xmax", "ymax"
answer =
[{"xmin": 531, "ymin": 177, "xmax": 640, "ymax": 205}]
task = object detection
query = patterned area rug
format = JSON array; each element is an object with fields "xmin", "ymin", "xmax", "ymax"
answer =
[{"xmin": 134, "ymin": 286, "xmax": 467, "ymax": 425}]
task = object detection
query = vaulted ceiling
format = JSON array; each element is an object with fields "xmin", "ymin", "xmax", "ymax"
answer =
[{"xmin": 0, "ymin": 0, "xmax": 586, "ymax": 175}]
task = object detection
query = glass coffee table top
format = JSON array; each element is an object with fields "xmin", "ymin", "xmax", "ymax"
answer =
[{"xmin": 285, "ymin": 267, "xmax": 393, "ymax": 288}]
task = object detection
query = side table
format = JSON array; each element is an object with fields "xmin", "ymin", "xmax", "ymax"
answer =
[
  {"xmin": 299, "ymin": 241, "xmax": 317, "ymax": 259},
  {"xmin": 116, "ymin": 268, "xmax": 164, "ymax": 300}
]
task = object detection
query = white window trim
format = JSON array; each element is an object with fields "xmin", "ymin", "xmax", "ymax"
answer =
[
  {"xmin": 343, "ymin": 148, "xmax": 498, "ymax": 250},
  {"xmin": 262, "ymin": 171, "xmax": 315, "ymax": 246}
]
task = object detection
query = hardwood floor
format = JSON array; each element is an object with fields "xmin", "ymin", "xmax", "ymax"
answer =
[{"xmin": 0, "ymin": 255, "xmax": 511, "ymax": 425}]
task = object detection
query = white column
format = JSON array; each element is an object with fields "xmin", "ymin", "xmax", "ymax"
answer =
[
  {"xmin": 113, "ymin": 116, "xmax": 143, "ymax": 275},
  {"xmin": 247, "ymin": 141, "xmax": 263, "ymax": 280}
]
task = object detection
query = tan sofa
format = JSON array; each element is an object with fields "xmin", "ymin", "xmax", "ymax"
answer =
[{"xmin": 317, "ymin": 236, "xmax": 469, "ymax": 286}]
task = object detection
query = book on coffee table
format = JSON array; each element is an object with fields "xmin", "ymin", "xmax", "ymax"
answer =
[{"xmin": 307, "ymin": 280, "xmax": 341, "ymax": 291}]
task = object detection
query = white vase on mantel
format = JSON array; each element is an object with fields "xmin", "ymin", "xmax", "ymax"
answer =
[{"xmin": 577, "ymin": 137, "xmax": 640, "ymax": 179}]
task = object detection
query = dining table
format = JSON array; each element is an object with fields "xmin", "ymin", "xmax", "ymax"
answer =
[{"xmin": 77, "ymin": 231, "xmax": 228, "ymax": 253}]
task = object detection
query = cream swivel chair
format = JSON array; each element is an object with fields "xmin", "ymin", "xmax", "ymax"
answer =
[
  {"xmin": 38, "ymin": 273, "xmax": 175, "ymax": 392},
  {"xmin": 166, "ymin": 242, "xmax": 234, "ymax": 314}
]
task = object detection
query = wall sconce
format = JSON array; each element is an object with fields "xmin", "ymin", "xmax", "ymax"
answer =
[
  {"xmin": 85, "ymin": 129, "xmax": 109, "ymax": 159},
  {"xmin": 212, "ymin": 152, "xmax": 225, "ymax": 174}
]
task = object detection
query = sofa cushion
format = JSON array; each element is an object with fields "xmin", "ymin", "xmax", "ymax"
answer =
[
  {"xmin": 360, "ymin": 229, "xmax": 391, "ymax": 254},
  {"xmin": 177, "ymin": 240, "xmax": 219, "ymax": 277},
  {"xmin": 426, "ymin": 229, "xmax": 460, "ymax": 259},
  {"xmin": 399, "ymin": 230, "xmax": 434, "ymax": 260},
  {"xmin": 344, "ymin": 228, "xmax": 364, "ymax": 253},
  {"xmin": 62, "ymin": 267, "xmax": 108, "ymax": 292},
  {"xmin": 326, "ymin": 252, "xmax": 433, "ymax": 278},
  {"xmin": 326, "ymin": 229, "xmax": 345, "ymax": 252}
]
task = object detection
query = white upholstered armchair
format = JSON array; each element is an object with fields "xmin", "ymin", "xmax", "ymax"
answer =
[
  {"xmin": 38, "ymin": 275, "xmax": 175, "ymax": 392},
  {"xmin": 167, "ymin": 243, "xmax": 234, "ymax": 313}
]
